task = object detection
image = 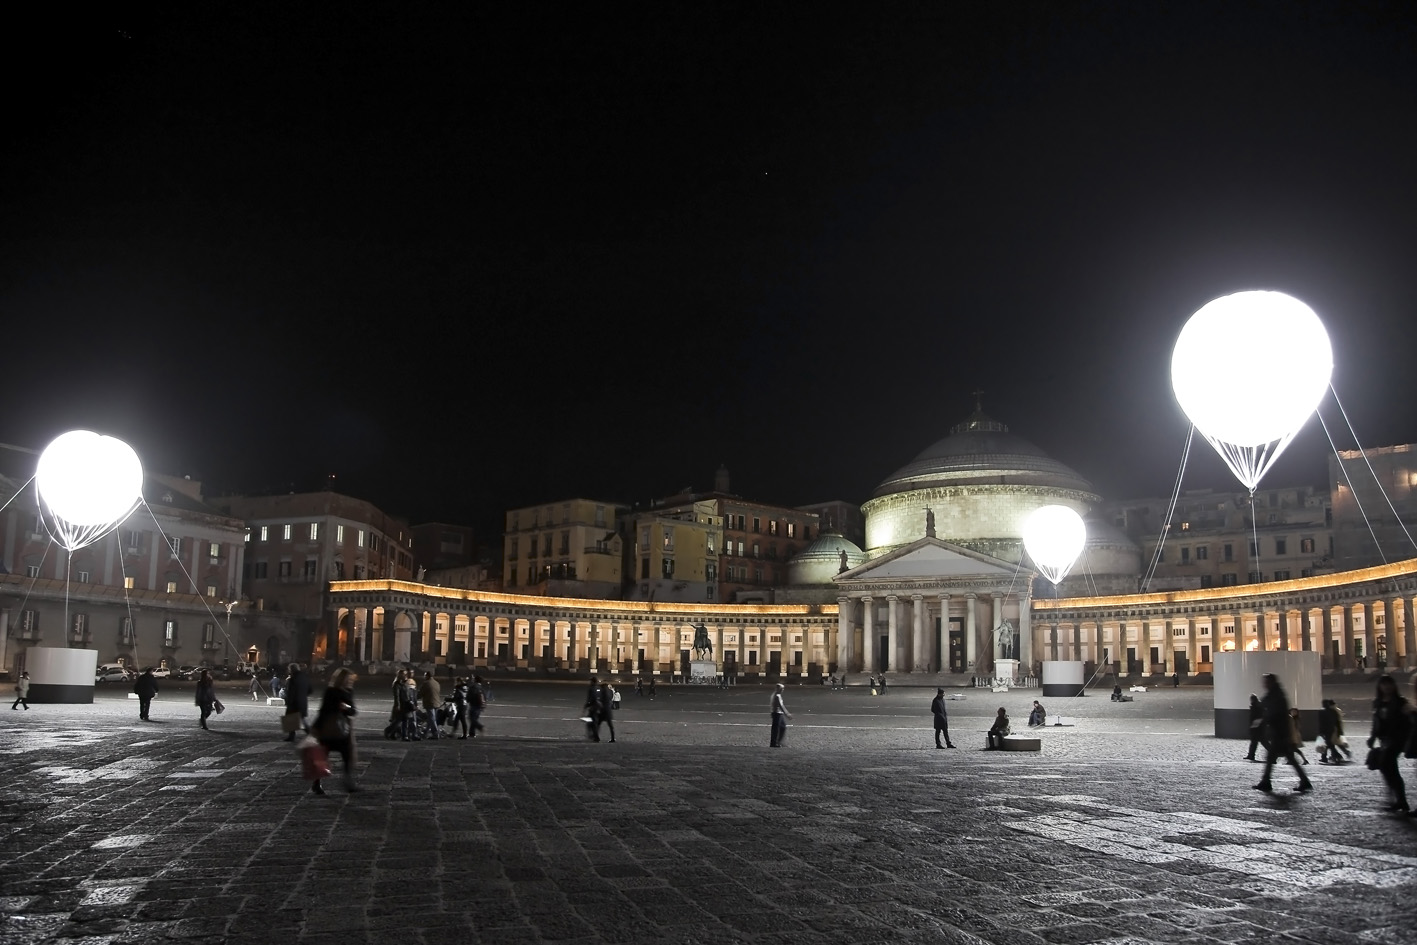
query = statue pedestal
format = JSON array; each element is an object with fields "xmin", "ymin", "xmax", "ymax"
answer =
[
  {"xmin": 995, "ymin": 658, "xmax": 1018, "ymax": 687},
  {"xmin": 689, "ymin": 660, "xmax": 717, "ymax": 679}
]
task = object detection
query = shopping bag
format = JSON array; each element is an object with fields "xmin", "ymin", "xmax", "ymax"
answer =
[
  {"xmin": 280, "ymin": 712, "xmax": 303, "ymax": 734},
  {"xmin": 299, "ymin": 737, "xmax": 331, "ymax": 780},
  {"xmin": 214, "ymin": 699, "xmax": 225, "ymax": 714}
]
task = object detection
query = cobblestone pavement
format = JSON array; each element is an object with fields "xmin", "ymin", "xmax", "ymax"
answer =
[{"xmin": 1, "ymin": 682, "xmax": 1413, "ymax": 945}]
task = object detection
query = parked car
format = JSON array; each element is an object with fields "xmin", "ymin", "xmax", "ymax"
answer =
[
  {"xmin": 150, "ymin": 668, "xmax": 171, "ymax": 678},
  {"xmin": 96, "ymin": 668, "xmax": 132, "ymax": 683},
  {"xmin": 173, "ymin": 665, "xmax": 198, "ymax": 680}
]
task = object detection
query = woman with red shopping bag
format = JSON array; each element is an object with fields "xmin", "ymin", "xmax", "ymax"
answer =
[{"xmin": 307, "ymin": 667, "xmax": 359, "ymax": 795}]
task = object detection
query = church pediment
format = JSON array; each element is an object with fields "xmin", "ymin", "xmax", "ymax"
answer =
[{"xmin": 834, "ymin": 537, "xmax": 1021, "ymax": 586}]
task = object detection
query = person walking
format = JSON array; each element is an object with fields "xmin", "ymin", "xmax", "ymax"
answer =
[
  {"xmin": 283, "ymin": 663, "xmax": 310, "ymax": 741},
  {"xmin": 417, "ymin": 672, "xmax": 442, "ymax": 739},
  {"xmin": 1287, "ymin": 708, "xmax": 1310, "ymax": 766},
  {"xmin": 249, "ymin": 672, "xmax": 261, "ymax": 701},
  {"xmin": 269, "ymin": 668, "xmax": 283, "ymax": 700},
  {"xmin": 585, "ymin": 677, "xmax": 603, "ymax": 741},
  {"xmin": 648, "ymin": 677, "xmax": 656, "ymax": 700},
  {"xmin": 769, "ymin": 683, "xmax": 791, "ymax": 747},
  {"xmin": 931, "ymin": 688, "xmax": 955, "ymax": 748},
  {"xmin": 195, "ymin": 670, "xmax": 218, "ymax": 730},
  {"xmin": 1243, "ymin": 694, "xmax": 1265, "ymax": 761},
  {"xmin": 599, "ymin": 680, "xmax": 617, "ymax": 743},
  {"xmin": 469, "ymin": 675, "xmax": 487, "ymax": 736},
  {"xmin": 133, "ymin": 668, "xmax": 158, "ymax": 721},
  {"xmin": 310, "ymin": 668, "xmax": 359, "ymax": 795},
  {"xmin": 636, "ymin": 678, "xmax": 644, "ymax": 698},
  {"xmin": 394, "ymin": 671, "xmax": 419, "ymax": 740},
  {"xmin": 1252, "ymin": 673, "xmax": 1313, "ymax": 794},
  {"xmin": 1368, "ymin": 674, "xmax": 1412, "ymax": 814},
  {"xmin": 986, "ymin": 707, "xmax": 1011, "ymax": 749},
  {"xmin": 452, "ymin": 677, "xmax": 470, "ymax": 738},
  {"xmin": 10, "ymin": 671, "xmax": 30, "ymax": 710},
  {"xmin": 878, "ymin": 673, "xmax": 887, "ymax": 693}
]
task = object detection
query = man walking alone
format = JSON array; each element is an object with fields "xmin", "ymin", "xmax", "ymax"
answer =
[
  {"xmin": 1252, "ymin": 673, "xmax": 1313, "ymax": 794},
  {"xmin": 769, "ymin": 683, "xmax": 791, "ymax": 747},
  {"xmin": 931, "ymin": 687, "xmax": 955, "ymax": 748}
]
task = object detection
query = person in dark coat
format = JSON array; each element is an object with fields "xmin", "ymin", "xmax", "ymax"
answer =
[
  {"xmin": 1252, "ymin": 673, "xmax": 1313, "ymax": 794},
  {"xmin": 283, "ymin": 663, "xmax": 310, "ymax": 741},
  {"xmin": 469, "ymin": 674, "xmax": 487, "ymax": 736},
  {"xmin": 931, "ymin": 688, "xmax": 954, "ymax": 748},
  {"xmin": 132, "ymin": 668, "xmax": 159, "ymax": 721},
  {"xmin": 195, "ymin": 670, "xmax": 217, "ymax": 730},
  {"xmin": 585, "ymin": 677, "xmax": 602, "ymax": 741},
  {"xmin": 598, "ymin": 681, "xmax": 616, "ymax": 743},
  {"xmin": 452, "ymin": 677, "xmax": 470, "ymax": 738},
  {"xmin": 311, "ymin": 668, "xmax": 359, "ymax": 795},
  {"xmin": 1368, "ymin": 674, "xmax": 1412, "ymax": 814},
  {"xmin": 986, "ymin": 707, "xmax": 1011, "ymax": 749},
  {"xmin": 1244, "ymin": 693, "xmax": 1265, "ymax": 761}
]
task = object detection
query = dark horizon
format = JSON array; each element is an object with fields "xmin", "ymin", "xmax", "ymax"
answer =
[{"xmin": 3, "ymin": 3, "xmax": 1413, "ymax": 538}]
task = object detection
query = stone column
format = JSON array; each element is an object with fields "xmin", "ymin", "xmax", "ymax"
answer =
[
  {"xmin": 1279, "ymin": 610, "xmax": 1291, "ymax": 651},
  {"xmin": 1402, "ymin": 595, "xmax": 1416, "ymax": 671},
  {"xmin": 836, "ymin": 597, "xmax": 851, "ymax": 674},
  {"xmin": 1340, "ymin": 604, "xmax": 1355, "ymax": 669},
  {"xmin": 1362, "ymin": 601, "xmax": 1376, "ymax": 669},
  {"xmin": 1139, "ymin": 620, "xmax": 1151, "ymax": 675},
  {"xmin": 1186, "ymin": 617, "xmax": 1199, "ymax": 672},
  {"xmin": 911, "ymin": 595, "xmax": 924, "ymax": 671},
  {"xmin": 965, "ymin": 593, "xmax": 978, "ymax": 671},
  {"xmin": 861, "ymin": 597, "xmax": 876, "ymax": 674},
  {"xmin": 1072, "ymin": 621, "xmax": 1082, "ymax": 662},
  {"xmin": 886, "ymin": 595, "xmax": 899, "ymax": 674},
  {"xmin": 938, "ymin": 593, "xmax": 952, "ymax": 671},
  {"xmin": 1322, "ymin": 606, "xmax": 1336, "ymax": 666},
  {"xmin": 991, "ymin": 592, "xmax": 1004, "ymax": 670},
  {"xmin": 1018, "ymin": 595, "xmax": 1032, "ymax": 671}
]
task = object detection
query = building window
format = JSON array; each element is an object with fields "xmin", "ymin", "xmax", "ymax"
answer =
[
  {"xmin": 206, "ymin": 584, "xmax": 218, "ymax": 597},
  {"xmin": 639, "ymin": 527, "xmax": 650, "ymax": 552},
  {"xmin": 754, "ymin": 567, "xmax": 762, "ymax": 583},
  {"xmin": 595, "ymin": 505, "xmax": 606, "ymax": 528},
  {"xmin": 163, "ymin": 620, "xmax": 177, "ymax": 646},
  {"xmin": 735, "ymin": 515, "xmax": 745, "ymax": 530},
  {"xmin": 77, "ymin": 570, "xmax": 90, "ymax": 582},
  {"xmin": 310, "ymin": 523, "xmax": 319, "ymax": 541},
  {"xmin": 279, "ymin": 523, "xmax": 290, "ymax": 541},
  {"xmin": 706, "ymin": 563, "xmax": 717, "ymax": 581},
  {"xmin": 641, "ymin": 559, "xmax": 650, "ymax": 579},
  {"xmin": 509, "ymin": 538, "xmax": 519, "ymax": 559},
  {"xmin": 542, "ymin": 534, "xmax": 551, "ymax": 556},
  {"xmin": 336, "ymin": 525, "xmax": 345, "ymax": 543},
  {"xmin": 1275, "ymin": 538, "xmax": 1287, "ymax": 555},
  {"xmin": 260, "ymin": 526, "xmax": 269, "ymax": 541},
  {"xmin": 1248, "ymin": 540, "xmax": 1258, "ymax": 556},
  {"xmin": 1181, "ymin": 547, "xmax": 1190, "ymax": 563},
  {"xmin": 752, "ymin": 517, "xmax": 761, "ymax": 533},
  {"xmin": 244, "ymin": 529, "xmax": 251, "ymax": 543},
  {"xmin": 662, "ymin": 528, "xmax": 674, "ymax": 551},
  {"xmin": 662, "ymin": 558, "xmax": 675, "ymax": 577},
  {"xmin": 168, "ymin": 536, "xmax": 182, "ymax": 555},
  {"xmin": 787, "ymin": 522, "xmax": 796, "ymax": 538},
  {"xmin": 1247, "ymin": 571, "xmax": 1263, "ymax": 583},
  {"xmin": 1196, "ymin": 546, "xmax": 1208, "ymax": 560},
  {"xmin": 120, "ymin": 617, "xmax": 135, "ymax": 645},
  {"xmin": 769, "ymin": 520, "xmax": 778, "ymax": 536},
  {"xmin": 1223, "ymin": 544, "xmax": 1234, "ymax": 562},
  {"xmin": 752, "ymin": 542, "xmax": 760, "ymax": 558},
  {"xmin": 124, "ymin": 576, "xmax": 135, "ymax": 589},
  {"xmin": 209, "ymin": 541, "xmax": 221, "ymax": 559},
  {"xmin": 1200, "ymin": 575, "xmax": 1214, "ymax": 588},
  {"xmin": 19, "ymin": 609, "xmax": 38, "ymax": 637},
  {"xmin": 71, "ymin": 613, "xmax": 88, "ymax": 642},
  {"xmin": 279, "ymin": 561, "xmax": 292, "ymax": 577},
  {"xmin": 254, "ymin": 562, "xmax": 268, "ymax": 579},
  {"xmin": 1221, "ymin": 574, "xmax": 1238, "ymax": 587},
  {"xmin": 357, "ymin": 530, "xmax": 365, "ymax": 548},
  {"xmin": 736, "ymin": 541, "xmax": 744, "ymax": 557},
  {"xmin": 562, "ymin": 503, "xmax": 570, "ymax": 524},
  {"xmin": 25, "ymin": 565, "xmax": 39, "ymax": 578},
  {"xmin": 560, "ymin": 531, "xmax": 570, "ymax": 555},
  {"xmin": 203, "ymin": 622, "xmax": 216, "ymax": 646},
  {"xmin": 1301, "ymin": 537, "xmax": 1315, "ymax": 553},
  {"xmin": 166, "ymin": 580, "xmax": 178, "ymax": 594},
  {"xmin": 304, "ymin": 560, "xmax": 317, "ymax": 578}
]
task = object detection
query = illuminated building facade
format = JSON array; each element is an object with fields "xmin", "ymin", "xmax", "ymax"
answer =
[
  {"xmin": 1331, "ymin": 444, "xmax": 1417, "ymax": 572},
  {"xmin": 623, "ymin": 500, "xmax": 722, "ymax": 603},
  {"xmin": 501, "ymin": 498, "xmax": 626, "ymax": 599}
]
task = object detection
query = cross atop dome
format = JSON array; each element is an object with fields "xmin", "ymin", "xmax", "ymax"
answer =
[{"xmin": 951, "ymin": 391, "xmax": 1008, "ymax": 435}]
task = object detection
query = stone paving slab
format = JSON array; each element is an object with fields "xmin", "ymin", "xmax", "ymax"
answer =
[{"xmin": 0, "ymin": 683, "xmax": 1413, "ymax": 944}]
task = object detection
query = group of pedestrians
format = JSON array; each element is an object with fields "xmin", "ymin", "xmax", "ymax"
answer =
[{"xmin": 584, "ymin": 677, "xmax": 617, "ymax": 742}]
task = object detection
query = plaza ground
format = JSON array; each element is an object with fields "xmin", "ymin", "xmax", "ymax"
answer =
[{"xmin": 0, "ymin": 680, "xmax": 1413, "ymax": 944}]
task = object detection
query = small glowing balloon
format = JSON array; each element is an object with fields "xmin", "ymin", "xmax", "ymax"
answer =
[
  {"xmin": 1022, "ymin": 505, "xmax": 1086, "ymax": 587},
  {"xmin": 35, "ymin": 431, "xmax": 144, "ymax": 552},
  {"xmin": 1171, "ymin": 290, "xmax": 1332, "ymax": 490}
]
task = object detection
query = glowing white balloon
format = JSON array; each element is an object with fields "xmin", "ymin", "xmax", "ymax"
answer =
[
  {"xmin": 35, "ymin": 431, "xmax": 144, "ymax": 552},
  {"xmin": 1023, "ymin": 505, "xmax": 1086, "ymax": 587},
  {"xmin": 1171, "ymin": 290, "xmax": 1332, "ymax": 490}
]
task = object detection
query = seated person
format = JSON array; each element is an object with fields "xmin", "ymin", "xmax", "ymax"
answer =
[
  {"xmin": 1111, "ymin": 684, "xmax": 1123, "ymax": 702},
  {"xmin": 1027, "ymin": 700, "xmax": 1047, "ymax": 727},
  {"xmin": 986, "ymin": 707, "xmax": 1011, "ymax": 749}
]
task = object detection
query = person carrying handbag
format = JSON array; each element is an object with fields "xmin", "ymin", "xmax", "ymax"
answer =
[
  {"xmin": 310, "ymin": 668, "xmax": 359, "ymax": 795},
  {"xmin": 1367, "ymin": 675, "xmax": 1412, "ymax": 815}
]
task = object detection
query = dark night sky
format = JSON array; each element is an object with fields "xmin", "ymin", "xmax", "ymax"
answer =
[{"xmin": 3, "ymin": 2, "xmax": 1415, "ymax": 540}]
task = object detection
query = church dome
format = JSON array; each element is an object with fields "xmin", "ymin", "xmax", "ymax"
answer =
[
  {"xmin": 873, "ymin": 406, "xmax": 1094, "ymax": 499},
  {"xmin": 862, "ymin": 401, "xmax": 1100, "ymax": 557},
  {"xmin": 788, "ymin": 532, "xmax": 869, "ymax": 585}
]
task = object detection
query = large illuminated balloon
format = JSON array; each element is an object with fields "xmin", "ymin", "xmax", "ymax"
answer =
[
  {"xmin": 35, "ymin": 431, "xmax": 144, "ymax": 552},
  {"xmin": 1171, "ymin": 291, "xmax": 1332, "ymax": 491},
  {"xmin": 1023, "ymin": 505, "xmax": 1087, "ymax": 587}
]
